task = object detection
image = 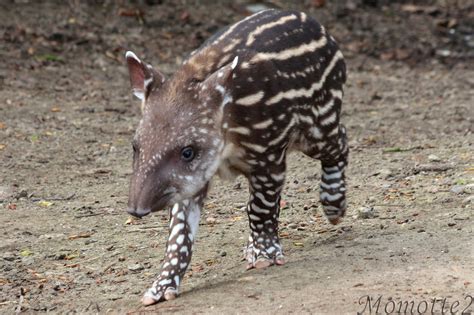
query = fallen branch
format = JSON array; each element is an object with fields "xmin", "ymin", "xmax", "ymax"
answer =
[{"xmin": 413, "ymin": 164, "xmax": 453, "ymax": 173}]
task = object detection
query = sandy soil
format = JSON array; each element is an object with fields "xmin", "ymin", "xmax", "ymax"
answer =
[{"xmin": 0, "ymin": 1, "xmax": 473, "ymax": 314}]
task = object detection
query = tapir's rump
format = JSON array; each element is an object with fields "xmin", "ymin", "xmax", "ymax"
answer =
[{"xmin": 124, "ymin": 9, "xmax": 348, "ymax": 305}]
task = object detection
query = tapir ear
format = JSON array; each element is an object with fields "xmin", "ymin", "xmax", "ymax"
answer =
[
  {"xmin": 200, "ymin": 56, "xmax": 238, "ymax": 97},
  {"xmin": 125, "ymin": 51, "xmax": 165, "ymax": 101}
]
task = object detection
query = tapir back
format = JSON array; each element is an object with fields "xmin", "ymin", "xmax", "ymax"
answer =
[{"xmin": 182, "ymin": 9, "xmax": 346, "ymax": 156}]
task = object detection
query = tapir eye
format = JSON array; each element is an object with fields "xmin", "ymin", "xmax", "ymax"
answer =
[{"xmin": 180, "ymin": 146, "xmax": 195, "ymax": 162}]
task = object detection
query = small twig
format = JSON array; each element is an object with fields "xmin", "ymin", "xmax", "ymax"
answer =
[
  {"xmin": 44, "ymin": 193, "xmax": 76, "ymax": 201},
  {"xmin": 74, "ymin": 211, "xmax": 121, "ymax": 218},
  {"xmin": 30, "ymin": 193, "xmax": 76, "ymax": 202},
  {"xmin": 126, "ymin": 305, "xmax": 184, "ymax": 315},
  {"xmin": 102, "ymin": 262, "xmax": 116, "ymax": 273},
  {"xmin": 138, "ymin": 225, "xmax": 166, "ymax": 230},
  {"xmin": 126, "ymin": 228, "xmax": 163, "ymax": 233},
  {"xmin": 125, "ymin": 224, "xmax": 167, "ymax": 232},
  {"xmin": 383, "ymin": 146, "xmax": 422, "ymax": 153},
  {"xmin": 68, "ymin": 232, "xmax": 94, "ymax": 240},
  {"xmin": 413, "ymin": 164, "xmax": 453, "ymax": 173},
  {"xmin": 74, "ymin": 213, "xmax": 103, "ymax": 218}
]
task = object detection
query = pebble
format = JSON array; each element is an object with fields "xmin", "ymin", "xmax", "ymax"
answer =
[
  {"xmin": 464, "ymin": 184, "xmax": 474, "ymax": 194},
  {"xmin": 16, "ymin": 190, "xmax": 28, "ymax": 199},
  {"xmin": 373, "ymin": 168, "xmax": 392, "ymax": 179},
  {"xmin": 219, "ymin": 250, "xmax": 227, "ymax": 257},
  {"xmin": 428, "ymin": 154, "xmax": 441, "ymax": 162},
  {"xmin": 287, "ymin": 223, "xmax": 298, "ymax": 229},
  {"xmin": 206, "ymin": 217, "xmax": 217, "ymax": 224},
  {"xmin": 108, "ymin": 295, "xmax": 122, "ymax": 301},
  {"xmin": 39, "ymin": 233, "xmax": 65, "ymax": 240},
  {"xmin": 235, "ymin": 202, "xmax": 246, "ymax": 208},
  {"xmin": 462, "ymin": 195, "xmax": 474, "ymax": 205},
  {"xmin": 53, "ymin": 281, "xmax": 65, "ymax": 291},
  {"xmin": 2, "ymin": 252, "xmax": 16, "ymax": 261},
  {"xmin": 128, "ymin": 264, "xmax": 144, "ymax": 272},
  {"xmin": 357, "ymin": 206, "xmax": 376, "ymax": 219},
  {"xmin": 22, "ymin": 257, "xmax": 35, "ymax": 266},
  {"xmin": 0, "ymin": 186, "xmax": 15, "ymax": 202},
  {"xmin": 246, "ymin": 3, "xmax": 273, "ymax": 14},
  {"xmin": 450, "ymin": 185, "xmax": 464, "ymax": 194}
]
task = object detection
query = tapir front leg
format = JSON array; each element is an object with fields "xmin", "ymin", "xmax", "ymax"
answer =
[{"xmin": 142, "ymin": 187, "xmax": 207, "ymax": 305}]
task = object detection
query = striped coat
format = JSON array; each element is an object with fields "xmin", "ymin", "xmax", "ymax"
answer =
[{"xmin": 125, "ymin": 9, "xmax": 348, "ymax": 305}]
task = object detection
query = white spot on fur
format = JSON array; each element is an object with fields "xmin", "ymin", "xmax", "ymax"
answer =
[
  {"xmin": 176, "ymin": 234, "xmax": 185, "ymax": 245},
  {"xmin": 169, "ymin": 223, "xmax": 185, "ymax": 241}
]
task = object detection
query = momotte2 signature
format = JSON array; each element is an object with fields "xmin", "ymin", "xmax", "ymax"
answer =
[{"xmin": 357, "ymin": 294, "xmax": 473, "ymax": 315}]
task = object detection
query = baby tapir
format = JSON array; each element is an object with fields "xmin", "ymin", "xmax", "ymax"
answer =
[{"xmin": 125, "ymin": 9, "xmax": 348, "ymax": 305}]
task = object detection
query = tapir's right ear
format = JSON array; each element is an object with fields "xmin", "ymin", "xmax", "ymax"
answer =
[{"xmin": 125, "ymin": 51, "xmax": 165, "ymax": 101}]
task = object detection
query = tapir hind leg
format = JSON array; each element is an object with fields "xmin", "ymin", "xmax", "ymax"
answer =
[{"xmin": 299, "ymin": 123, "xmax": 349, "ymax": 225}]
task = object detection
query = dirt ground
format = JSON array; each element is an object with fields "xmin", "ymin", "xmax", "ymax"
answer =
[{"xmin": 0, "ymin": 0, "xmax": 473, "ymax": 314}]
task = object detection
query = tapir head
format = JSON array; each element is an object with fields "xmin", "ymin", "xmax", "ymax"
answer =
[{"xmin": 124, "ymin": 51, "xmax": 237, "ymax": 217}]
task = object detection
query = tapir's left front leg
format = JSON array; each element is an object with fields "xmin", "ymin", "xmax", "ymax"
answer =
[{"xmin": 142, "ymin": 186, "xmax": 207, "ymax": 306}]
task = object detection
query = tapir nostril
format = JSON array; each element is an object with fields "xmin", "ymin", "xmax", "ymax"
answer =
[
  {"xmin": 127, "ymin": 208, "xmax": 151, "ymax": 218},
  {"xmin": 127, "ymin": 208, "xmax": 142, "ymax": 218}
]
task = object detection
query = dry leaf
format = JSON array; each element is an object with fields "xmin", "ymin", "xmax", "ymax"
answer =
[
  {"xmin": 64, "ymin": 263, "xmax": 79, "ymax": 268},
  {"xmin": 64, "ymin": 252, "xmax": 79, "ymax": 260},
  {"xmin": 191, "ymin": 264, "xmax": 204, "ymax": 272},
  {"xmin": 0, "ymin": 278, "xmax": 10, "ymax": 285},
  {"xmin": 20, "ymin": 249, "xmax": 33, "ymax": 257},
  {"xmin": 312, "ymin": 0, "xmax": 326, "ymax": 7},
  {"xmin": 124, "ymin": 216, "xmax": 140, "ymax": 225},
  {"xmin": 38, "ymin": 200, "xmax": 53, "ymax": 207},
  {"xmin": 118, "ymin": 8, "xmax": 144, "ymax": 18}
]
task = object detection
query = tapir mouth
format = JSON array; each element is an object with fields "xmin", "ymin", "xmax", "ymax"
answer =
[
  {"xmin": 127, "ymin": 191, "xmax": 175, "ymax": 218},
  {"xmin": 150, "ymin": 191, "xmax": 174, "ymax": 212}
]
